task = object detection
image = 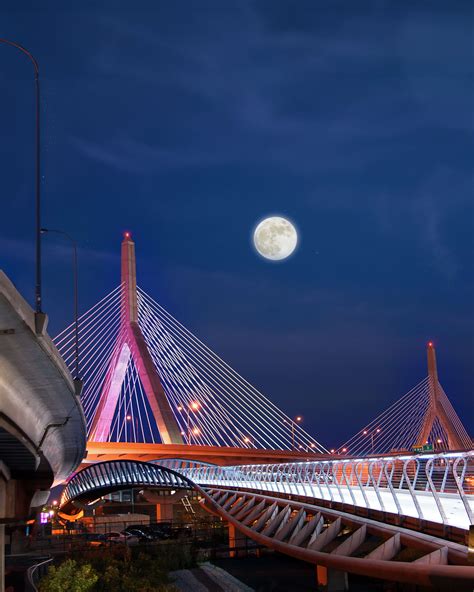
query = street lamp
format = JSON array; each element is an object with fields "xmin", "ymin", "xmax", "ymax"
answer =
[
  {"xmin": 363, "ymin": 428, "xmax": 381, "ymax": 454},
  {"xmin": 178, "ymin": 402, "xmax": 201, "ymax": 444},
  {"xmin": 291, "ymin": 416, "xmax": 302, "ymax": 450},
  {"xmin": 125, "ymin": 414, "xmax": 139, "ymax": 442},
  {"xmin": 41, "ymin": 228, "xmax": 81, "ymax": 395},
  {"xmin": 0, "ymin": 39, "xmax": 43, "ymax": 321},
  {"xmin": 125, "ymin": 415, "xmax": 135, "ymax": 510}
]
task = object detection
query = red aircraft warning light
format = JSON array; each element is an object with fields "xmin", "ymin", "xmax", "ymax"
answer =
[
  {"xmin": 124, "ymin": 231, "xmax": 132, "ymax": 239},
  {"xmin": 428, "ymin": 341, "xmax": 433, "ymax": 347}
]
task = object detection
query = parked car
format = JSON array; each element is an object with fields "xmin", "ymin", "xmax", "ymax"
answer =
[
  {"xmin": 121, "ymin": 526, "xmax": 153, "ymax": 542},
  {"xmin": 82, "ymin": 533, "xmax": 106, "ymax": 548},
  {"xmin": 147, "ymin": 522, "xmax": 172, "ymax": 540},
  {"xmin": 104, "ymin": 531, "xmax": 139, "ymax": 545}
]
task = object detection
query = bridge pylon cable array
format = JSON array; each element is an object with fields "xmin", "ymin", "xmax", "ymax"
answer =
[
  {"xmin": 54, "ymin": 233, "xmax": 326, "ymax": 452},
  {"xmin": 338, "ymin": 343, "xmax": 471, "ymax": 456}
]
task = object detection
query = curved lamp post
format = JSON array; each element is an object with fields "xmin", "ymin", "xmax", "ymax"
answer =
[{"xmin": 0, "ymin": 39, "xmax": 43, "ymax": 322}]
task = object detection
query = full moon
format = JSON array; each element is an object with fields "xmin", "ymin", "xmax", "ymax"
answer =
[{"xmin": 253, "ymin": 216, "xmax": 298, "ymax": 261}]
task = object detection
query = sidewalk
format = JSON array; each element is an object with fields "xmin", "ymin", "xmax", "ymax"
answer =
[{"xmin": 171, "ymin": 562, "xmax": 254, "ymax": 592}]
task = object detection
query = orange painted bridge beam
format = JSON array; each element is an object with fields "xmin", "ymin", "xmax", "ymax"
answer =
[{"xmin": 83, "ymin": 441, "xmax": 329, "ymax": 467}]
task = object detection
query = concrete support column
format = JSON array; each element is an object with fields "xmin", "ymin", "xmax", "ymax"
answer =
[
  {"xmin": 142, "ymin": 489, "xmax": 186, "ymax": 522},
  {"xmin": 156, "ymin": 503, "xmax": 174, "ymax": 522},
  {"xmin": 228, "ymin": 524, "xmax": 248, "ymax": 558},
  {"xmin": 316, "ymin": 565, "xmax": 348, "ymax": 591}
]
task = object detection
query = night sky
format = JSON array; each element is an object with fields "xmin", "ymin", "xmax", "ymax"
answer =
[{"xmin": 1, "ymin": 1, "xmax": 472, "ymax": 447}]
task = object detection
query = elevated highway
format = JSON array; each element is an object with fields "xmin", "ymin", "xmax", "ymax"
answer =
[{"xmin": 0, "ymin": 271, "xmax": 86, "ymax": 589}]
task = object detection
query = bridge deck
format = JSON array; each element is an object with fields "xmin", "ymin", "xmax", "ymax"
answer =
[
  {"xmin": 198, "ymin": 480, "xmax": 473, "ymax": 531},
  {"xmin": 84, "ymin": 441, "xmax": 328, "ymax": 466}
]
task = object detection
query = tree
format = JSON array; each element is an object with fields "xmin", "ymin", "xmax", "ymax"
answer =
[{"xmin": 39, "ymin": 559, "xmax": 98, "ymax": 592}]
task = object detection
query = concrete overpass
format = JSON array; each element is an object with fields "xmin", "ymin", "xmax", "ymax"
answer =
[{"xmin": 0, "ymin": 271, "xmax": 86, "ymax": 590}]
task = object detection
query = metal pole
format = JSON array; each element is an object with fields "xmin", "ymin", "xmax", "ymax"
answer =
[
  {"xmin": 0, "ymin": 39, "xmax": 42, "ymax": 313},
  {"xmin": 187, "ymin": 409, "xmax": 191, "ymax": 445},
  {"xmin": 40, "ymin": 229, "xmax": 80, "ymax": 380},
  {"xmin": 73, "ymin": 241, "xmax": 79, "ymax": 378}
]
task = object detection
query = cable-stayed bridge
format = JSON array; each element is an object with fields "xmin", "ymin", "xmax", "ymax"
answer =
[
  {"xmin": 55, "ymin": 234, "xmax": 474, "ymax": 588},
  {"xmin": 55, "ymin": 233, "xmax": 327, "ymax": 464},
  {"xmin": 55, "ymin": 233, "xmax": 471, "ymax": 461},
  {"xmin": 338, "ymin": 344, "xmax": 472, "ymax": 457}
]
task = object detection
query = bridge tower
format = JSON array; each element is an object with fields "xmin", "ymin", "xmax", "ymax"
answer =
[
  {"xmin": 339, "ymin": 342, "xmax": 471, "ymax": 455},
  {"xmin": 416, "ymin": 342, "xmax": 465, "ymax": 450},
  {"xmin": 89, "ymin": 233, "xmax": 183, "ymax": 444}
]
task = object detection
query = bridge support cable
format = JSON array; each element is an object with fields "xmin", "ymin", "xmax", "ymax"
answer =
[
  {"xmin": 54, "ymin": 285, "xmax": 126, "ymax": 433},
  {"xmin": 136, "ymin": 286, "xmax": 326, "ymax": 451},
  {"xmin": 53, "ymin": 236, "xmax": 326, "ymax": 451},
  {"xmin": 337, "ymin": 345, "xmax": 471, "ymax": 456}
]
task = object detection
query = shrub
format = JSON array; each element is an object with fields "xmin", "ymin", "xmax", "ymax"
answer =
[
  {"xmin": 39, "ymin": 543, "xmax": 189, "ymax": 591},
  {"xmin": 39, "ymin": 559, "xmax": 98, "ymax": 592}
]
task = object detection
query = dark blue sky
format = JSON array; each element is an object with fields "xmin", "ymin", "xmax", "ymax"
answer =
[{"xmin": 1, "ymin": 1, "xmax": 472, "ymax": 446}]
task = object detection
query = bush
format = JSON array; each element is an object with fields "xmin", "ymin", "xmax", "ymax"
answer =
[
  {"xmin": 39, "ymin": 543, "xmax": 190, "ymax": 591},
  {"xmin": 39, "ymin": 559, "xmax": 98, "ymax": 592}
]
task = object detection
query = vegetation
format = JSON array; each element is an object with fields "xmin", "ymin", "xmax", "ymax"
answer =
[
  {"xmin": 39, "ymin": 542, "xmax": 196, "ymax": 591},
  {"xmin": 39, "ymin": 559, "xmax": 98, "ymax": 592}
]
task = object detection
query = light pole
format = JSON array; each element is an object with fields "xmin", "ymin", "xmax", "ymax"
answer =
[
  {"xmin": 124, "ymin": 417, "xmax": 135, "ymax": 513},
  {"xmin": 291, "ymin": 416, "xmax": 302, "ymax": 450},
  {"xmin": 363, "ymin": 428, "xmax": 381, "ymax": 454},
  {"xmin": 178, "ymin": 402, "xmax": 200, "ymax": 444},
  {"xmin": 0, "ymin": 39, "xmax": 43, "ymax": 320},
  {"xmin": 41, "ymin": 228, "xmax": 81, "ymax": 395}
]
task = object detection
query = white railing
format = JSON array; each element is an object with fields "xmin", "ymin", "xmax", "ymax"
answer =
[{"xmin": 160, "ymin": 451, "xmax": 474, "ymax": 530}]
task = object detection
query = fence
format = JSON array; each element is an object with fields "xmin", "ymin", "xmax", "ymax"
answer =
[{"xmin": 161, "ymin": 451, "xmax": 474, "ymax": 529}]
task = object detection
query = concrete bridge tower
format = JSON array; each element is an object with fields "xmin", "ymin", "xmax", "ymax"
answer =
[
  {"xmin": 416, "ymin": 342, "xmax": 465, "ymax": 450},
  {"xmin": 89, "ymin": 233, "xmax": 183, "ymax": 444}
]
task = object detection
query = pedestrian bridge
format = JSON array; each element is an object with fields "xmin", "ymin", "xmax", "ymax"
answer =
[
  {"xmin": 60, "ymin": 451, "xmax": 474, "ymax": 589},
  {"xmin": 167, "ymin": 451, "xmax": 474, "ymax": 533}
]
